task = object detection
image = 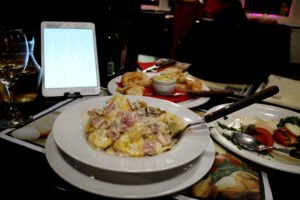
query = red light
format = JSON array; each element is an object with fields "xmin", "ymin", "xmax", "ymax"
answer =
[{"xmin": 285, "ymin": 8, "xmax": 288, "ymax": 12}]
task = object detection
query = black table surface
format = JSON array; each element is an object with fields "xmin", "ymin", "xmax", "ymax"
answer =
[{"xmin": 1, "ymin": 94, "xmax": 299, "ymax": 200}]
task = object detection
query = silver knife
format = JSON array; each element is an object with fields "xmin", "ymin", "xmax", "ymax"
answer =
[
  {"xmin": 142, "ymin": 59, "xmax": 176, "ymax": 73},
  {"xmin": 145, "ymin": 90, "xmax": 236, "ymax": 97}
]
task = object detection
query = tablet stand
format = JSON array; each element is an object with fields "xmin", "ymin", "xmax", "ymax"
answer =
[{"xmin": 63, "ymin": 92, "xmax": 83, "ymax": 98}]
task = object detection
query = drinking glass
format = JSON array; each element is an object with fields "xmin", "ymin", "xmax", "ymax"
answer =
[{"xmin": 0, "ymin": 28, "xmax": 32, "ymax": 128}]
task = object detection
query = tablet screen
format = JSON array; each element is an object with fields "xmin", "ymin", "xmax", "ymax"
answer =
[{"xmin": 43, "ymin": 28, "xmax": 98, "ymax": 89}]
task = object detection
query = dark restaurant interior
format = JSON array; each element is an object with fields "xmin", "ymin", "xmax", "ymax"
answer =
[
  {"xmin": 1, "ymin": 0, "xmax": 300, "ymax": 199},
  {"xmin": 2, "ymin": 0, "xmax": 300, "ymax": 84}
]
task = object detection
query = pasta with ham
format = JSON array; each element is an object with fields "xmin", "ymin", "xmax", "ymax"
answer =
[{"xmin": 85, "ymin": 94, "xmax": 185, "ymax": 157}]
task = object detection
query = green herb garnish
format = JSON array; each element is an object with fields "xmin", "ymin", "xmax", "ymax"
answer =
[
  {"xmin": 243, "ymin": 124, "xmax": 255, "ymax": 134},
  {"xmin": 217, "ymin": 122, "xmax": 238, "ymax": 131},
  {"xmin": 278, "ymin": 116, "xmax": 300, "ymax": 127},
  {"xmin": 222, "ymin": 133, "xmax": 244, "ymax": 150}
]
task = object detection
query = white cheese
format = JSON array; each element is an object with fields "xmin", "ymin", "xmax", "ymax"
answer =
[
  {"xmin": 285, "ymin": 123, "xmax": 300, "ymax": 136},
  {"xmin": 255, "ymin": 119, "xmax": 278, "ymax": 135}
]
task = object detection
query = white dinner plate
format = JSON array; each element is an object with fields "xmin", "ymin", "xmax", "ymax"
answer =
[
  {"xmin": 45, "ymin": 134, "xmax": 215, "ymax": 199},
  {"xmin": 107, "ymin": 73, "xmax": 210, "ymax": 108},
  {"xmin": 207, "ymin": 103, "xmax": 300, "ymax": 174},
  {"xmin": 52, "ymin": 95, "xmax": 210, "ymax": 173}
]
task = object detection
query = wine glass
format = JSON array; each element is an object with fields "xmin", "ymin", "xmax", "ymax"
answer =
[{"xmin": 0, "ymin": 28, "xmax": 32, "ymax": 128}]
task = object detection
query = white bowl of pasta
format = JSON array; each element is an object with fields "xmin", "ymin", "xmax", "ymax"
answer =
[{"xmin": 52, "ymin": 95, "xmax": 210, "ymax": 173}]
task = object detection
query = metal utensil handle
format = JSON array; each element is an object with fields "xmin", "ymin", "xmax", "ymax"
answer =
[
  {"xmin": 142, "ymin": 65, "xmax": 158, "ymax": 73},
  {"xmin": 182, "ymin": 121, "xmax": 205, "ymax": 133},
  {"xmin": 187, "ymin": 90, "xmax": 235, "ymax": 97},
  {"xmin": 156, "ymin": 59, "xmax": 176, "ymax": 67},
  {"xmin": 142, "ymin": 59, "xmax": 175, "ymax": 73},
  {"xmin": 288, "ymin": 149, "xmax": 300, "ymax": 159},
  {"xmin": 204, "ymin": 86, "xmax": 279, "ymax": 123},
  {"xmin": 273, "ymin": 147, "xmax": 300, "ymax": 159}
]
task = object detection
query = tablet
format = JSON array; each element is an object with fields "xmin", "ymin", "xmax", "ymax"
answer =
[{"xmin": 41, "ymin": 21, "xmax": 101, "ymax": 97}]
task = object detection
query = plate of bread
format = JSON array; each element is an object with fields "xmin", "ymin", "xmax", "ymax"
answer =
[{"xmin": 107, "ymin": 68, "xmax": 210, "ymax": 108}]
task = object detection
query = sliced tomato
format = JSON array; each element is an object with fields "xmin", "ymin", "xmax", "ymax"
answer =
[
  {"xmin": 250, "ymin": 127, "xmax": 274, "ymax": 152},
  {"xmin": 274, "ymin": 127, "xmax": 299, "ymax": 147}
]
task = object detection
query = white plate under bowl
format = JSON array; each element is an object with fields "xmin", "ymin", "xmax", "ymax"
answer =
[
  {"xmin": 107, "ymin": 73, "xmax": 210, "ymax": 108},
  {"xmin": 207, "ymin": 103, "xmax": 300, "ymax": 174},
  {"xmin": 45, "ymin": 133, "xmax": 215, "ymax": 199},
  {"xmin": 52, "ymin": 95, "xmax": 210, "ymax": 173}
]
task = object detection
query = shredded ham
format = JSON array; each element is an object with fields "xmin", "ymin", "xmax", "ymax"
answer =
[
  {"xmin": 151, "ymin": 123, "xmax": 160, "ymax": 134},
  {"xmin": 104, "ymin": 102, "xmax": 116, "ymax": 113},
  {"xmin": 121, "ymin": 112, "xmax": 136, "ymax": 126},
  {"xmin": 142, "ymin": 139, "xmax": 156, "ymax": 155},
  {"xmin": 107, "ymin": 130, "xmax": 120, "ymax": 140},
  {"xmin": 117, "ymin": 123, "xmax": 129, "ymax": 133},
  {"xmin": 90, "ymin": 116, "xmax": 105, "ymax": 129}
]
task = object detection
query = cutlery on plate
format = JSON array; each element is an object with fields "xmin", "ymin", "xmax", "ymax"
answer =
[
  {"xmin": 204, "ymin": 86, "xmax": 279, "ymax": 123},
  {"xmin": 146, "ymin": 89, "xmax": 235, "ymax": 97},
  {"xmin": 181, "ymin": 86, "xmax": 279, "ymax": 131},
  {"xmin": 142, "ymin": 59, "xmax": 176, "ymax": 73},
  {"xmin": 232, "ymin": 132, "xmax": 300, "ymax": 159},
  {"xmin": 185, "ymin": 89, "xmax": 235, "ymax": 97}
]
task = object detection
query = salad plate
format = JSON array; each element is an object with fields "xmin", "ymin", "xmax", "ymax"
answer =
[{"xmin": 206, "ymin": 103, "xmax": 300, "ymax": 174}]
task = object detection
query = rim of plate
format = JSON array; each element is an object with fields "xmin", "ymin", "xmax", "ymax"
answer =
[
  {"xmin": 207, "ymin": 103, "xmax": 300, "ymax": 174},
  {"xmin": 107, "ymin": 73, "xmax": 210, "ymax": 108},
  {"xmin": 52, "ymin": 95, "xmax": 210, "ymax": 173},
  {"xmin": 45, "ymin": 133, "xmax": 215, "ymax": 199}
]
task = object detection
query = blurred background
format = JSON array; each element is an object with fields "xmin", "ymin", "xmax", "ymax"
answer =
[{"xmin": 1, "ymin": 0, "xmax": 299, "ymax": 84}]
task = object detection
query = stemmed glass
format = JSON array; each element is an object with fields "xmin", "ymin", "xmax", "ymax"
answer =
[{"xmin": 0, "ymin": 28, "xmax": 32, "ymax": 128}]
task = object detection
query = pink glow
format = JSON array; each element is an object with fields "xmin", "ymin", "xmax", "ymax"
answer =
[
  {"xmin": 248, "ymin": 13, "xmax": 281, "ymax": 18},
  {"xmin": 268, "ymin": 14, "xmax": 280, "ymax": 18},
  {"xmin": 249, "ymin": 13, "xmax": 264, "ymax": 17}
]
